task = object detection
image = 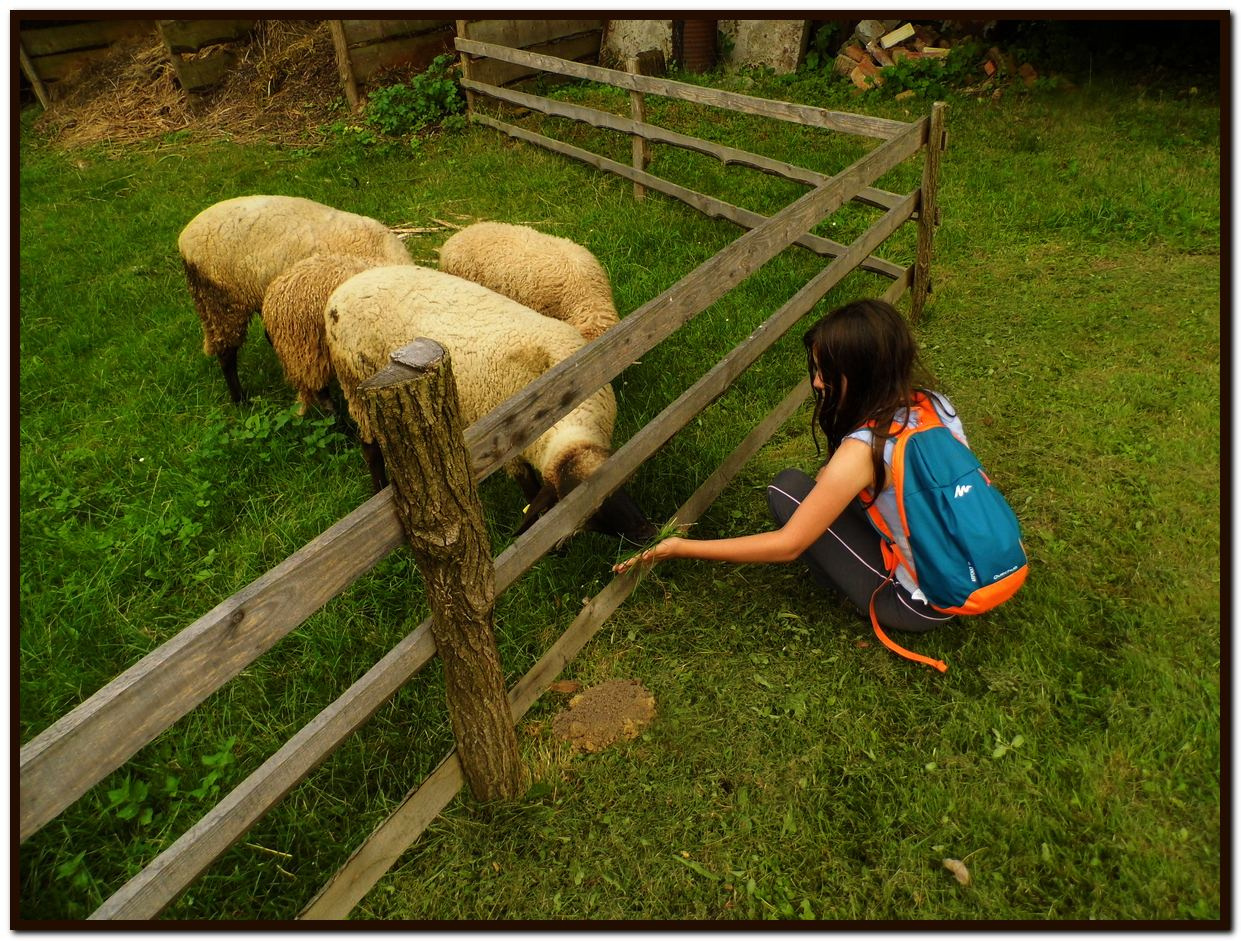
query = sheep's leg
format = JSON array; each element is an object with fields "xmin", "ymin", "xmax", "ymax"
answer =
[
  {"xmin": 362, "ymin": 440, "xmax": 388, "ymax": 493},
  {"xmin": 218, "ymin": 347, "xmax": 244, "ymax": 403},
  {"xmin": 508, "ymin": 460, "xmax": 543, "ymax": 502}
]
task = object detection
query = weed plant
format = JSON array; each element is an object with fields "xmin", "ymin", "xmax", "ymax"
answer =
[{"xmin": 17, "ymin": 61, "xmax": 1219, "ymax": 923}]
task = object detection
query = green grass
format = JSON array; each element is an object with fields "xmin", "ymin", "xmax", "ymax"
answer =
[{"xmin": 17, "ymin": 67, "xmax": 1220, "ymax": 923}]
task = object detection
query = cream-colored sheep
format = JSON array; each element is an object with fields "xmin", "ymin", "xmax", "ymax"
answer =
[
  {"xmin": 178, "ymin": 195, "xmax": 412, "ymax": 402},
  {"xmin": 438, "ymin": 221, "xmax": 620, "ymax": 342},
  {"xmin": 325, "ymin": 264, "xmax": 655, "ymax": 543},
  {"xmin": 261, "ymin": 253, "xmax": 385, "ymax": 415}
]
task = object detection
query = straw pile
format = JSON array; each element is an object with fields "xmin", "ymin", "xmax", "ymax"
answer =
[{"xmin": 33, "ymin": 20, "xmax": 343, "ymax": 151}]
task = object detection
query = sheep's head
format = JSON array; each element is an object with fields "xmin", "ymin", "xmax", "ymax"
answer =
[{"xmin": 515, "ymin": 444, "xmax": 657, "ymax": 546}]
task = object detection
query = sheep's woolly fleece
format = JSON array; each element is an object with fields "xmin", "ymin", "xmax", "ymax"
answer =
[
  {"xmin": 438, "ymin": 221, "xmax": 621, "ymax": 342},
  {"xmin": 179, "ymin": 194, "xmax": 411, "ymax": 356},
  {"xmin": 261, "ymin": 253, "xmax": 386, "ymax": 413},
  {"xmin": 324, "ymin": 264, "xmax": 617, "ymax": 492}
]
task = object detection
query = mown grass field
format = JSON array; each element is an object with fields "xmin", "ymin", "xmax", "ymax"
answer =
[{"xmin": 17, "ymin": 52, "xmax": 1220, "ymax": 923}]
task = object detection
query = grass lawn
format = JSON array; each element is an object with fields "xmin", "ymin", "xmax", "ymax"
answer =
[{"xmin": 17, "ymin": 48, "xmax": 1220, "ymax": 923}]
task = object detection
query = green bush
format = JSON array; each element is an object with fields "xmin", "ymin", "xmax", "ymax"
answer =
[{"xmin": 365, "ymin": 54, "xmax": 465, "ymax": 137}]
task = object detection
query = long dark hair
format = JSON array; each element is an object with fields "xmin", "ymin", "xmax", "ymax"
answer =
[{"xmin": 803, "ymin": 299, "xmax": 939, "ymax": 500}]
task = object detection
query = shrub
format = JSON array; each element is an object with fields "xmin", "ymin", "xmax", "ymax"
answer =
[{"xmin": 365, "ymin": 54, "xmax": 465, "ymax": 138}]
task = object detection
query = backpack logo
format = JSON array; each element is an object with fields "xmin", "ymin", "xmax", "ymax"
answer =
[{"xmin": 954, "ymin": 484, "xmax": 973, "ymax": 498}]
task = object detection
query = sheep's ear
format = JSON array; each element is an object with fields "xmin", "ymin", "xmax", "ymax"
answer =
[{"xmin": 513, "ymin": 483, "xmax": 558, "ymax": 537}]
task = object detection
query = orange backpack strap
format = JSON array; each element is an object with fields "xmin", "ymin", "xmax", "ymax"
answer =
[
  {"xmin": 868, "ymin": 574, "xmax": 949, "ymax": 673},
  {"xmin": 862, "ymin": 393, "xmax": 950, "ymax": 673}
]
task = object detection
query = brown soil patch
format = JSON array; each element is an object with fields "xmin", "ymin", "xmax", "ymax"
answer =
[
  {"xmin": 551, "ymin": 679, "xmax": 656, "ymax": 753},
  {"xmin": 32, "ymin": 20, "xmax": 344, "ymax": 151}
]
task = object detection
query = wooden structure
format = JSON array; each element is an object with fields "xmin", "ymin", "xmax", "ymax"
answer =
[
  {"xmin": 329, "ymin": 19, "xmax": 456, "ymax": 110},
  {"xmin": 19, "ymin": 36, "xmax": 945, "ymax": 921},
  {"xmin": 156, "ymin": 19, "xmax": 257, "ymax": 95},
  {"xmin": 16, "ymin": 17, "xmax": 152, "ymax": 106}
]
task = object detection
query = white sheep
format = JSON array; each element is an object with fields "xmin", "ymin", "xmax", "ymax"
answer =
[
  {"xmin": 324, "ymin": 264, "xmax": 655, "ymax": 544},
  {"xmin": 437, "ymin": 221, "xmax": 621, "ymax": 342},
  {"xmin": 178, "ymin": 195, "xmax": 412, "ymax": 403},
  {"xmin": 261, "ymin": 253, "xmax": 386, "ymax": 415}
]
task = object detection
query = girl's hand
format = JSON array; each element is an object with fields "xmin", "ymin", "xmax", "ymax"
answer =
[{"xmin": 613, "ymin": 537, "xmax": 684, "ymax": 575}]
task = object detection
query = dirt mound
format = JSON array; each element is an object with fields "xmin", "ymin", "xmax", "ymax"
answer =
[
  {"xmin": 552, "ymin": 679, "xmax": 656, "ymax": 753},
  {"xmin": 32, "ymin": 20, "xmax": 343, "ymax": 151}
]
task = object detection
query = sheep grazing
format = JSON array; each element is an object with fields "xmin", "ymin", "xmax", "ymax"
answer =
[
  {"xmin": 178, "ymin": 195, "xmax": 412, "ymax": 403},
  {"xmin": 438, "ymin": 221, "xmax": 620, "ymax": 342},
  {"xmin": 324, "ymin": 264, "xmax": 656, "ymax": 545},
  {"xmin": 261, "ymin": 253, "xmax": 384, "ymax": 415}
]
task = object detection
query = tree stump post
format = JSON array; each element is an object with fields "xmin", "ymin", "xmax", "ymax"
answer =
[
  {"xmin": 359, "ymin": 339, "xmax": 523, "ymax": 802},
  {"xmin": 912, "ymin": 100, "xmax": 947, "ymax": 322}
]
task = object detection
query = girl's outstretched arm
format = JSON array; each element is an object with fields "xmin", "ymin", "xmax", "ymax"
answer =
[{"xmin": 614, "ymin": 438, "xmax": 873, "ymax": 574}]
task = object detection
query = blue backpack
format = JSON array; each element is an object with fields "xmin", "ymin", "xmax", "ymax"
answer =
[{"xmin": 864, "ymin": 394, "xmax": 1029, "ymax": 672}]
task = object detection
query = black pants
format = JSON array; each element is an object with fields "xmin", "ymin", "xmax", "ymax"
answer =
[{"xmin": 765, "ymin": 468, "xmax": 954, "ymax": 634}]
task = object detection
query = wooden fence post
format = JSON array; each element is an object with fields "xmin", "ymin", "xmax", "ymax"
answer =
[
  {"xmin": 18, "ymin": 38, "xmax": 51, "ymax": 110},
  {"xmin": 627, "ymin": 55, "xmax": 648, "ymax": 201},
  {"xmin": 359, "ymin": 339, "xmax": 523, "ymax": 802},
  {"xmin": 456, "ymin": 20, "xmax": 475, "ymax": 116},
  {"xmin": 329, "ymin": 21, "xmax": 360, "ymax": 112},
  {"xmin": 911, "ymin": 100, "xmax": 946, "ymax": 322}
]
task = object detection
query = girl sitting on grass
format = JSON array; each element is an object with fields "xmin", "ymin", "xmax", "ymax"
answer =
[{"xmin": 614, "ymin": 298, "xmax": 963, "ymax": 636}]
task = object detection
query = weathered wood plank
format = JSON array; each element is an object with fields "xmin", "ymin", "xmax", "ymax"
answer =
[
  {"xmin": 89, "ymin": 621, "xmax": 437, "ymax": 919},
  {"xmin": 171, "ymin": 51, "xmax": 236, "ymax": 93},
  {"xmin": 456, "ymin": 36, "xmax": 911, "ymax": 140},
  {"xmin": 340, "ymin": 20, "xmax": 452, "ymax": 47},
  {"xmin": 19, "ymin": 489, "xmax": 405, "ymax": 843},
  {"xmin": 912, "ymin": 101, "xmax": 947, "ymax": 320},
  {"xmin": 156, "ymin": 19, "xmax": 255, "ymax": 54},
  {"xmin": 347, "ymin": 30, "xmax": 456, "ymax": 84},
  {"xmin": 464, "ymin": 77, "xmax": 908, "ymax": 215},
  {"xmin": 456, "ymin": 19, "xmax": 476, "ymax": 113},
  {"xmin": 21, "ymin": 45, "xmax": 125, "ymax": 82},
  {"xmin": 470, "ymin": 112, "xmax": 906, "ymax": 282},
  {"xmin": 329, "ymin": 20, "xmax": 359, "ymax": 111},
  {"xmin": 459, "ymin": 115, "xmax": 926, "ymax": 484},
  {"xmin": 468, "ymin": 34, "xmax": 601, "ymax": 89},
  {"xmin": 300, "ymin": 376, "xmax": 811, "ymax": 920},
  {"xmin": 19, "ymin": 19, "xmax": 151, "ymax": 58},
  {"xmin": 627, "ymin": 56, "xmax": 649, "ymax": 200},
  {"xmin": 19, "ymin": 39, "xmax": 51, "ymax": 108},
  {"xmin": 300, "ymin": 751, "xmax": 465, "ymax": 919},
  {"xmin": 462, "ymin": 19, "xmax": 602, "ymax": 48},
  {"xmin": 883, "ymin": 265, "xmax": 913, "ymax": 306}
]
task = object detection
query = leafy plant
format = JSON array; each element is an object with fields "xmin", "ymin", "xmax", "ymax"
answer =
[
  {"xmin": 365, "ymin": 54, "xmax": 465, "ymax": 138},
  {"xmin": 876, "ymin": 42, "xmax": 986, "ymax": 99},
  {"xmin": 800, "ymin": 23, "xmax": 841, "ymax": 71}
]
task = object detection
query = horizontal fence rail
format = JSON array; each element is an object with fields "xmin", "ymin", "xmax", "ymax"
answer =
[
  {"xmin": 20, "ymin": 488, "xmax": 405, "ymax": 843},
  {"xmin": 460, "ymin": 76, "xmax": 909, "ymax": 214},
  {"xmin": 470, "ymin": 111, "xmax": 909, "ymax": 281},
  {"xmin": 455, "ymin": 37, "xmax": 912, "ymax": 140}
]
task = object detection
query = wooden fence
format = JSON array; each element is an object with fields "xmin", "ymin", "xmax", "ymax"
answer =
[
  {"xmin": 18, "ymin": 17, "xmax": 603, "ymax": 109},
  {"xmin": 18, "ymin": 36, "xmax": 945, "ymax": 921}
]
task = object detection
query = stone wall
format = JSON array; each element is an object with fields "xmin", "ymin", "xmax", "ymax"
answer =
[{"xmin": 601, "ymin": 18, "xmax": 810, "ymax": 74}]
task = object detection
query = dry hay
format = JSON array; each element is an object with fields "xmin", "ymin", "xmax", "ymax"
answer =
[
  {"xmin": 551, "ymin": 679, "xmax": 656, "ymax": 753},
  {"xmin": 33, "ymin": 20, "xmax": 343, "ymax": 151}
]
